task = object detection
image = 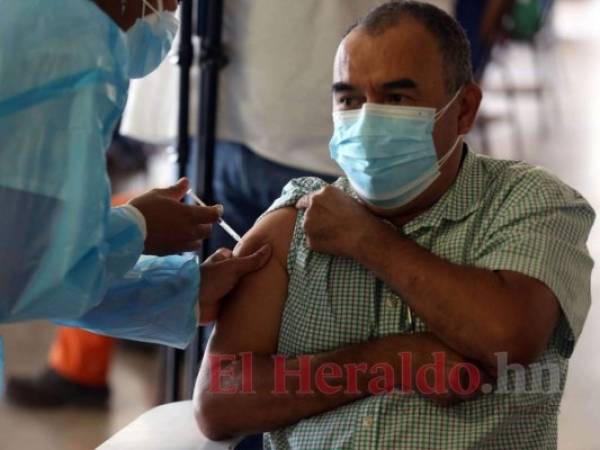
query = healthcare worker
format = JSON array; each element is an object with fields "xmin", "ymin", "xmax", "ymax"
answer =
[{"xmin": 0, "ymin": 0, "xmax": 270, "ymax": 351}]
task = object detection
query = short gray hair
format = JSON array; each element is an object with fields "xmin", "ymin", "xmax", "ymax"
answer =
[{"xmin": 346, "ymin": 1, "xmax": 473, "ymax": 93}]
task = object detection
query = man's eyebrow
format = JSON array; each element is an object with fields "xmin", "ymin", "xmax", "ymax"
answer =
[
  {"xmin": 332, "ymin": 79, "xmax": 419, "ymax": 93},
  {"xmin": 382, "ymin": 78, "xmax": 418, "ymax": 90},
  {"xmin": 332, "ymin": 82, "xmax": 357, "ymax": 93}
]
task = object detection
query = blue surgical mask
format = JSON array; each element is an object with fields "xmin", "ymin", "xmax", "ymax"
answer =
[
  {"xmin": 125, "ymin": 0, "xmax": 179, "ymax": 79},
  {"xmin": 330, "ymin": 89, "xmax": 463, "ymax": 209}
]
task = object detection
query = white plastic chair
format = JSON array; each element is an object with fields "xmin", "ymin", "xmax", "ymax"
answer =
[{"xmin": 97, "ymin": 401, "xmax": 243, "ymax": 450}]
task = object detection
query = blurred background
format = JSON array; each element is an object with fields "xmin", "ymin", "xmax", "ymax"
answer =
[{"xmin": 1, "ymin": 0, "xmax": 600, "ymax": 448}]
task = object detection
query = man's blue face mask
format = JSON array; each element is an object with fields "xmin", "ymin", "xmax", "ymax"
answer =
[
  {"xmin": 330, "ymin": 89, "xmax": 463, "ymax": 210},
  {"xmin": 125, "ymin": 0, "xmax": 179, "ymax": 79}
]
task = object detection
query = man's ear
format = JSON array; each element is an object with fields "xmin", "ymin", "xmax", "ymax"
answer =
[{"xmin": 457, "ymin": 82, "xmax": 482, "ymax": 136}]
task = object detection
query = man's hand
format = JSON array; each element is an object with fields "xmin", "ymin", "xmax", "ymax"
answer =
[
  {"xmin": 408, "ymin": 333, "xmax": 494, "ymax": 406},
  {"xmin": 296, "ymin": 186, "xmax": 380, "ymax": 258},
  {"xmin": 198, "ymin": 245, "xmax": 272, "ymax": 324},
  {"xmin": 129, "ymin": 178, "xmax": 222, "ymax": 256}
]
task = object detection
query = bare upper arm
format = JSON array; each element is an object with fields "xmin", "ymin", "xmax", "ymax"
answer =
[
  {"xmin": 496, "ymin": 270, "xmax": 560, "ymax": 359},
  {"xmin": 207, "ymin": 207, "xmax": 298, "ymax": 356}
]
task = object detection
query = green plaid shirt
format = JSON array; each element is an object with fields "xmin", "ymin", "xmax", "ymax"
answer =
[{"xmin": 263, "ymin": 147, "xmax": 594, "ymax": 450}]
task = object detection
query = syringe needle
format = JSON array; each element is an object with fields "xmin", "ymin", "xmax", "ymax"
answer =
[{"xmin": 186, "ymin": 189, "xmax": 242, "ymax": 242}]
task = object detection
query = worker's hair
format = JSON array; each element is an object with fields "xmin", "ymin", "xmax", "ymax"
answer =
[{"xmin": 346, "ymin": 1, "xmax": 473, "ymax": 94}]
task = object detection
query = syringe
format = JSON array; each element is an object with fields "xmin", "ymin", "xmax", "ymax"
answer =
[{"xmin": 186, "ymin": 189, "xmax": 242, "ymax": 242}]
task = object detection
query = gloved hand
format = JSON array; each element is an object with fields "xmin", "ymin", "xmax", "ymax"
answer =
[
  {"xmin": 198, "ymin": 244, "xmax": 272, "ymax": 324},
  {"xmin": 129, "ymin": 178, "xmax": 222, "ymax": 256}
]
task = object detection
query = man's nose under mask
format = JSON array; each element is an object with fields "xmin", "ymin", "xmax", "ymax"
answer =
[{"xmin": 329, "ymin": 89, "xmax": 463, "ymax": 210}]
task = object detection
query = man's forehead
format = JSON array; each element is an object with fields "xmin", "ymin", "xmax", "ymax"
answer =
[{"xmin": 333, "ymin": 20, "xmax": 443, "ymax": 87}]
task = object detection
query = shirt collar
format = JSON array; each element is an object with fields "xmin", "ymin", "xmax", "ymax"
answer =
[{"xmin": 402, "ymin": 145, "xmax": 488, "ymax": 234}]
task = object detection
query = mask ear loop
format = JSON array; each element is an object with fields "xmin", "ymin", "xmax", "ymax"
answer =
[
  {"xmin": 434, "ymin": 87, "xmax": 463, "ymax": 122},
  {"xmin": 140, "ymin": 0, "xmax": 160, "ymax": 16},
  {"xmin": 433, "ymin": 87, "xmax": 465, "ymax": 167},
  {"xmin": 438, "ymin": 134, "xmax": 465, "ymax": 168}
]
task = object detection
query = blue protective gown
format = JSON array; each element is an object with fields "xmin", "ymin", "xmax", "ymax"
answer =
[{"xmin": 0, "ymin": 0, "xmax": 198, "ymax": 349}]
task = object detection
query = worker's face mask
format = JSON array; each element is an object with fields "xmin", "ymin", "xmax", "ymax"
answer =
[
  {"xmin": 125, "ymin": 0, "xmax": 179, "ymax": 79},
  {"xmin": 329, "ymin": 89, "xmax": 463, "ymax": 210}
]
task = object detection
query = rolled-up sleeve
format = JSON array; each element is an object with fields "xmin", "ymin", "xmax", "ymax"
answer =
[{"xmin": 474, "ymin": 173, "xmax": 595, "ymax": 355}]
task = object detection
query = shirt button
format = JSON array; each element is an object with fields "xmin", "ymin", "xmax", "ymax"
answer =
[
  {"xmin": 362, "ymin": 416, "xmax": 374, "ymax": 429},
  {"xmin": 385, "ymin": 298, "xmax": 399, "ymax": 308}
]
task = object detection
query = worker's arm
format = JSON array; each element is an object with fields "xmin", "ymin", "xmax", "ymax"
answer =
[
  {"xmin": 0, "ymin": 0, "xmax": 231, "ymax": 347},
  {"xmin": 194, "ymin": 207, "xmax": 489, "ymax": 441},
  {"xmin": 60, "ymin": 243, "xmax": 271, "ymax": 347}
]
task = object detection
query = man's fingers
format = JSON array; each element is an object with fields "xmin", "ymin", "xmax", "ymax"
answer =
[{"xmin": 296, "ymin": 194, "xmax": 312, "ymax": 210}]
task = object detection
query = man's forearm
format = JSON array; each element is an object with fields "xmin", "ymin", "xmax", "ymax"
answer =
[
  {"xmin": 353, "ymin": 221, "xmax": 544, "ymax": 370},
  {"xmin": 195, "ymin": 333, "xmax": 485, "ymax": 440},
  {"xmin": 196, "ymin": 343, "xmax": 373, "ymax": 440}
]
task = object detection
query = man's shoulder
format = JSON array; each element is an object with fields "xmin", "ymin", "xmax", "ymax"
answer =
[
  {"xmin": 478, "ymin": 153, "xmax": 557, "ymax": 190},
  {"xmin": 475, "ymin": 153, "xmax": 592, "ymax": 214},
  {"xmin": 264, "ymin": 176, "xmax": 347, "ymax": 215}
]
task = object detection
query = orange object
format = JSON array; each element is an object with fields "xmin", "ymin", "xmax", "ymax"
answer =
[
  {"xmin": 48, "ymin": 192, "xmax": 139, "ymax": 387},
  {"xmin": 48, "ymin": 328, "xmax": 115, "ymax": 387}
]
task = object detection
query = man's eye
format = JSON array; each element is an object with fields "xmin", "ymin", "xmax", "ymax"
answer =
[
  {"xmin": 387, "ymin": 94, "xmax": 405, "ymax": 104},
  {"xmin": 337, "ymin": 96, "xmax": 362, "ymax": 109},
  {"xmin": 339, "ymin": 97, "xmax": 354, "ymax": 107}
]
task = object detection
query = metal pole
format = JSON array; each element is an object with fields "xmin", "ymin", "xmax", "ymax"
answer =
[
  {"xmin": 163, "ymin": 0, "xmax": 194, "ymax": 404},
  {"xmin": 196, "ymin": 0, "xmax": 226, "ymax": 204},
  {"xmin": 177, "ymin": 0, "xmax": 194, "ymax": 179},
  {"xmin": 183, "ymin": 0, "xmax": 227, "ymax": 399}
]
